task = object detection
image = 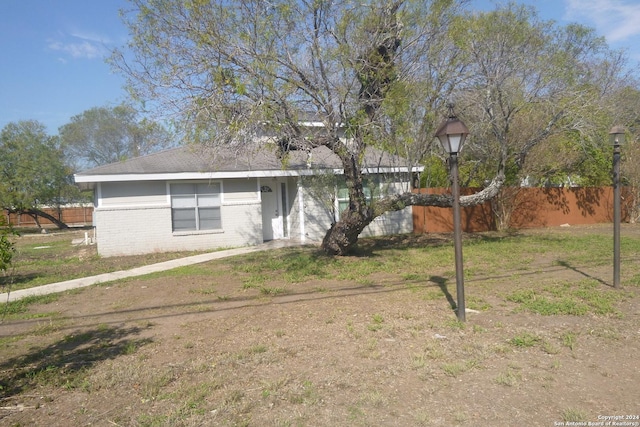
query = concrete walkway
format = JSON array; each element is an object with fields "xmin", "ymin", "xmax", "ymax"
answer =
[{"xmin": 0, "ymin": 240, "xmax": 305, "ymax": 303}]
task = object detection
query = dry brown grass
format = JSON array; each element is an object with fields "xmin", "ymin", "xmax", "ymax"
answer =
[{"xmin": 1, "ymin": 224, "xmax": 640, "ymax": 426}]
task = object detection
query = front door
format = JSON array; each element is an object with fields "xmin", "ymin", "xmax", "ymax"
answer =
[{"xmin": 261, "ymin": 180, "xmax": 287, "ymax": 241}]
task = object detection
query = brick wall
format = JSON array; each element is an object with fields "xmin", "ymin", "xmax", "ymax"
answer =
[{"xmin": 93, "ymin": 202, "xmax": 263, "ymax": 257}]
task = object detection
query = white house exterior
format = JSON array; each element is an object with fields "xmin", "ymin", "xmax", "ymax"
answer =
[{"xmin": 74, "ymin": 144, "xmax": 420, "ymax": 256}]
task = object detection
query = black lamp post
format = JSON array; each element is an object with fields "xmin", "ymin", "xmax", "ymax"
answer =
[
  {"xmin": 610, "ymin": 125, "xmax": 625, "ymax": 289},
  {"xmin": 435, "ymin": 105, "xmax": 470, "ymax": 321}
]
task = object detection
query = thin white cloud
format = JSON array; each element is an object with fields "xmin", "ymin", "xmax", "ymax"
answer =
[
  {"xmin": 46, "ymin": 30, "xmax": 111, "ymax": 60},
  {"xmin": 70, "ymin": 30, "xmax": 112, "ymax": 45},
  {"xmin": 565, "ymin": 0, "xmax": 640, "ymax": 42},
  {"xmin": 48, "ymin": 39, "xmax": 104, "ymax": 59}
]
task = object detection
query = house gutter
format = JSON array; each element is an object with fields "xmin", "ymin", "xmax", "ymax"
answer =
[{"xmin": 74, "ymin": 166, "xmax": 423, "ymax": 184}]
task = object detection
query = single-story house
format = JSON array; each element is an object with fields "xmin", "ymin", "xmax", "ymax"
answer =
[{"xmin": 74, "ymin": 144, "xmax": 421, "ymax": 256}]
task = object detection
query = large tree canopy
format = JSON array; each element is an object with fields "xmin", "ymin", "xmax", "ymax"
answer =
[
  {"xmin": 59, "ymin": 104, "xmax": 172, "ymax": 170},
  {"xmin": 112, "ymin": 0, "xmax": 630, "ymax": 254},
  {"xmin": 614, "ymin": 85, "xmax": 640, "ymax": 222},
  {"xmin": 113, "ymin": 0, "xmax": 495, "ymax": 255},
  {"xmin": 453, "ymin": 4, "xmax": 629, "ymax": 184},
  {"xmin": 445, "ymin": 4, "xmax": 631, "ymax": 228},
  {"xmin": 0, "ymin": 121, "xmax": 79, "ymax": 229}
]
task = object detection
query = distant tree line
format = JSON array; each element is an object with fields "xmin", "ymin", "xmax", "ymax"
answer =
[{"xmin": 0, "ymin": 104, "xmax": 172, "ymax": 229}]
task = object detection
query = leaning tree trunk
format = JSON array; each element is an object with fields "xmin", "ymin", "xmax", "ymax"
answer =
[
  {"xmin": 321, "ymin": 162, "xmax": 374, "ymax": 255},
  {"xmin": 321, "ymin": 209, "xmax": 373, "ymax": 256},
  {"xmin": 321, "ymin": 3, "xmax": 402, "ymax": 256},
  {"xmin": 321, "ymin": 172, "xmax": 506, "ymax": 256},
  {"xmin": 321, "ymin": 147, "xmax": 374, "ymax": 256},
  {"xmin": 21, "ymin": 208, "xmax": 69, "ymax": 229}
]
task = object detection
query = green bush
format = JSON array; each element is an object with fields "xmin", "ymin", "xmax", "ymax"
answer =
[{"xmin": 0, "ymin": 217, "xmax": 17, "ymax": 276}]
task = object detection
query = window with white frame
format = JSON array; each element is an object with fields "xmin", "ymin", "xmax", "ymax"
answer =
[
  {"xmin": 170, "ymin": 183, "xmax": 221, "ymax": 231},
  {"xmin": 337, "ymin": 184, "xmax": 350, "ymax": 217},
  {"xmin": 336, "ymin": 177, "xmax": 381, "ymax": 219}
]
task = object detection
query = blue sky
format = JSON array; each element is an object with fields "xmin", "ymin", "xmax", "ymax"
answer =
[{"xmin": 2, "ymin": 0, "xmax": 640, "ymax": 135}]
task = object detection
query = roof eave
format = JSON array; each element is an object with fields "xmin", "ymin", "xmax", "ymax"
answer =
[
  {"xmin": 74, "ymin": 169, "xmax": 341, "ymax": 184},
  {"xmin": 74, "ymin": 166, "xmax": 424, "ymax": 184}
]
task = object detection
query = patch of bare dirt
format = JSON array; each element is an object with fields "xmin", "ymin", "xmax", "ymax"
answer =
[{"xmin": 1, "ymin": 224, "xmax": 640, "ymax": 426}]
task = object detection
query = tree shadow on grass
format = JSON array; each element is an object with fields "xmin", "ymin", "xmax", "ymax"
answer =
[
  {"xmin": 0, "ymin": 324, "xmax": 153, "ymax": 399},
  {"xmin": 428, "ymin": 275, "xmax": 457, "ymax": 310},
  {"xmin": 351, "ymin": 230, "xmax": 533, "ymax": 257},
  {"xmin": 0, "ymin": 273, "xmax": 40, "ymax": 289},
  {"xmin": 555, "ymin": 260, "xmax": 611, "ymax": 287}
]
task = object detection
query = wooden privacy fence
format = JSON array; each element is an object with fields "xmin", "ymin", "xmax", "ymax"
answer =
[
  {"xmin": 4, "ymin": 206, "xmax": 94, "ymax": 228},
  {"xmin": 412, "ymin": 187, "xmax": 636, "ymax": 233},
  {"xmin": 3, "ymin": 188, "xmax": 634, "ymax": 231}
]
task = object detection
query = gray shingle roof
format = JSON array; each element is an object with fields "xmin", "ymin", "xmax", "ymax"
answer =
[{"xmin": 75, "ymin": 143, "xmax": 410, "ymax": 180}]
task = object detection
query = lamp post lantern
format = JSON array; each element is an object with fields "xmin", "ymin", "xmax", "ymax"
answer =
[
  {"xmin": 436, "ymin": 105, "xmax": 470, "ymax": 321},
  {"xmin": 610, "ymin": 125, "xmax": 625, "ymax": 289}
]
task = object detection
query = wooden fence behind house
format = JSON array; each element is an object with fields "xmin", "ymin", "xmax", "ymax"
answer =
[
  {"xmin": 3, "ymin": 187, "xmax": 633, "ymax": 232},
  {"xmin": 4, "ymin": 206, "xmax": 94, "ymax": 228},
  {"xmin": 412, "ymin": 187, "xmax": 635, "ymax": 233}
]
